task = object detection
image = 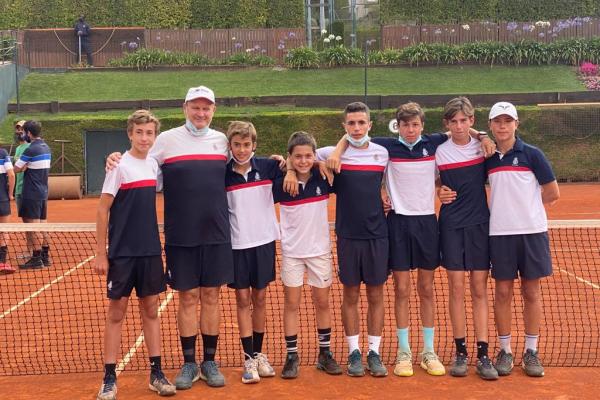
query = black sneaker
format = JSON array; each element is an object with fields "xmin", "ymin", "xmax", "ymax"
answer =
[
  {"xmin": 494, "ymin": 350, "xmax": 514, "ymax": 376},
  {"xmin": 41, "ymin": 247, "xmax": 51, "ymax": 267},
  {"xmin": 19, "ymin": 254, "xmax": 43, "ymax": 270},
  {"xmin": 281, "ymin": 353, "xmax": 300, "ymax": 379},
  {"xmin": 149, "ymin": 370, "xmax": 177, "ymax": 396},
  {"xmin": 476, "ymin": 356, "xmax": 499, "ymax": 380},
  {"xmin": 449, "ymin": 353, "xmax": 468, "ymax": 377},
  {"xmin": 316, "ymin": 350, "xmax": 342, "ymax": 375}
]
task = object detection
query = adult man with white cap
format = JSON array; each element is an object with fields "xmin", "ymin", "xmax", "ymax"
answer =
[{"xmin": 107, "ymin": 86, "xmax": 233, "ymax": 389}]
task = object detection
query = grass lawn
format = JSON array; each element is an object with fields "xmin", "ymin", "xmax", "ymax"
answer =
[{"xmin": 15, "ymin": 65, "xmax": 584, "ymax": 102}]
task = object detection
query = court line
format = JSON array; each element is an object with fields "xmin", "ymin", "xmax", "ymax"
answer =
[
  {"xmin": 0, "ymin": 255, "xmax": 96, "ymax": 320},
  {"xmin": 558, "ymin": 268, "xmax": 600, "ymax": 290},
  {"xmin": 117, "ymin": 290, "xmax": 175, "ymax": 375}
]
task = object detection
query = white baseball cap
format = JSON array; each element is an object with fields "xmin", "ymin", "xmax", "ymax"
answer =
[
  {"xmin": 489, "ymin": 102, "xmax": 518, "ymax": 120},
  {"xmin": 185, "ymin": 86, "xmax": 215, "ymax": 104}
]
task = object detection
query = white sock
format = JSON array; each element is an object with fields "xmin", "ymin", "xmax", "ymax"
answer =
[
  {"xmin": 346, "ymin": 335, "xmax": 360, "ymax": 355},
  {"xmin": 368, "ymin": 335, "xmax": 381, "ymax": 354},
  {"xmin": 525, "ymin": 334, "xmax": 539, "ymax": 352},
  {"xmin": 498, "ymin": 334, "xmax": 512, "ymax": 354}
]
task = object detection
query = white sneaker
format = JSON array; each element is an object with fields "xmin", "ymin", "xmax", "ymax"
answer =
[
  {"xmin": 241, "ymin": 357, "xmax": 260, "ymax": 384},
  {"xmin": 255, "ymin": 353, "xmax": 276, "ymax": 377}
]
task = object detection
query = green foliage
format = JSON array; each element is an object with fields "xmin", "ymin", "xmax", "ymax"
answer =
[
  {"xmin": 225, "ymin": 52, "xmax": 276, "ymax": 66},
  {"xmin": 284, "ymin": 47, "xmax": 320, "ymax": 69},
  {"xmin": 0, "ymin": 35, "xmax": 15, "ymax": 62},
  {"xmin": 320, "ymin": 45, "xmax": 362, "ymax": 67},
  {"xmin": 107, "ymin": 48, "xmax": 212, "ymax": 70},
  {"xmin": 13, "ymin": 106, "xmax": 598, "ymax": 183},
  {"xmin": 332, "ymin": 21, "xmax": 345, "ymax": 38},
  {"xmin": 380, "ymin": 0, "xmax": 600, "ymax": 24},
  {"xmin": 265, "ymin": 0, "xmax": 304, "ymax": 28}
]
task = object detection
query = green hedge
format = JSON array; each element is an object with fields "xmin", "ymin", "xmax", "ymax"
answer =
[
  {"xmin": 0, "ymin": 0, "xmax": 302, "ymax": 29},
  {"xmin": 381, "ymin": 0, "xmax": 600, "ymax": 24},
  {"xmin": 8, "ymin": 107, "xmax": 598, "ymax": 183}
]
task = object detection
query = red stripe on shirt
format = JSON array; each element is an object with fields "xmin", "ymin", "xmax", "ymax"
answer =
[
  {"xmin": 280, "ymin": 194, "xmax": 329, "ymax": 207},
  {"xmin": 226, "ymin": 180, "xmax": 273, "ymax": 192},
  {"xmin": 488, "ymin": 166, "xmax": 531, "ymax": 175},
  {"xmin": 120, "ymin": 179, "xmax": 157, "ymax": 190},
  {"xmin": 437, "ymin": 157, "xmax": 485, "ymax": 171},
  {"xmin": 390, "ymin": 155, "xmax": 436, "ymax": 163},
  {"xmin": 163, "ymin": 154, "xmax": 227, "ymax": 164},
  {"xmin": 341, "ymin": 164, "xmax": 385, "ymax": 172}
]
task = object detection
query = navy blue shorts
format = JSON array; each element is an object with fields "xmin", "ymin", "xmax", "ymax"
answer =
[
  {"xmin": 337, "ymin": 237, "xmax": 389, "ymax": 286},
  {"xmin": 388, "ymin": 213, "xmax": 439, "ymax": 271},
  {"xmin": 441, "ymin": 223, "xmax": 490, "ymax": 271},
  {"xmin": 0, "ymin": 200, "xmax": 10, "ymax": 217},
  {"xmin": 107, "ymin": 255, "xmax": 166, "ymax": 299},
  {"xmin": 165, "ymin": 243, "xmax": 234, "ymax": 290},
  {"xmin": 228, "ymin": 241, "xmax": 276, "ymax": 290},
  {"xmin": 490, "ymin": 232, "xmax": 552, "ymax": 280},
  {"xmin": 19, "ymin": 198, "xmax": 47, "ymax": 220}
]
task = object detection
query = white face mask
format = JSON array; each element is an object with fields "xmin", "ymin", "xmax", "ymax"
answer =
[
  {"xmin": 398, "ymin": 135, "xmax": 422, "ymax": 150},
  {"xmin": 231, "ymin": 151, "xmax": 255, "ymax": 166},
  {"xmin": 185, "ymin": 120, "xmax": 210, "ymax": 137},
  {"xmin": 345, "ymin": 133, "xmax": 370, "ymax": 147}
]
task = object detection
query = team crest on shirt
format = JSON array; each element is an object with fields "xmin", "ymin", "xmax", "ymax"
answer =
[
  {"xmin": 422, "ymin": 148, "xmax": 429, "ymax": 157},
  {"xmin": 107, "ymin": 281, "xmax": 113, "ymax": 291},
  {"xmin": 512, "ymin": 157, "xmax": 519, "ymax": 166},
  {"xmin": 255, "ymin": 172, "xmax": 260, "ymax": 180},
  {"xmin": 316, "ymin": 186, "xmax": 322, "ymax": 196}
]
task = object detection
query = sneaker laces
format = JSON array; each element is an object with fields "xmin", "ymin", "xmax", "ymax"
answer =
[
  {"xmin": 455, "ymin": 353, "xmax": 468, "ymax": 364},
  {"xmin": 203, "ymin": 360, "xmax": 219, "ymax": 374},
  {"xmin": 244, "ymin": 358, "xmax": 258, "ymax": 371},
  {"xmin": 524, "ymin": 351, "xmax": 542, "ymax": 366},
  {"xmin": 101, "ymin": 376, "xmax": 116, "ymax": 393},
  {"xmin": 255, "ymin": 352, "xmax": 270, "ymax": 365},
  {"xmin": 478, "ymin": 356, "xmax": 493, "ymax": 368},
  {"xmin": 368, "ymin": 352, "xmax": 383, "ymax": 367},
  {"xmin": 180, "ymin": 362, "xmax": 197, "ymax": 378},
  {"xmin": 349, "ymin": 350, "xmax": 361, "ymax": 364},
  {"xmin": 422, "ymin": 351, "xmax": 440, "ymax": 363}
]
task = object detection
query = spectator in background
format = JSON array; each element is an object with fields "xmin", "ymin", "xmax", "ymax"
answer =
[
  {"xmin": 13, "ymin": 120, "xmax": 52, "ymax": 269},
  {"xmin": 74, "ymin": 14, "xmax": 93, "ymax": 66}
]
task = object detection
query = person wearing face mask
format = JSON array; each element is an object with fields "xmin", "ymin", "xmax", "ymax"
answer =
[
  {"xmin": 74, "ymin": 14, "xmax": 93, "ymax": 66},
  {"xmin": 296, "ymin": 102, "xmax": 390, "ymax": 378},
  {"xmin": 106, "ymin": 86, "xmax": 233, "ymax": 390}
]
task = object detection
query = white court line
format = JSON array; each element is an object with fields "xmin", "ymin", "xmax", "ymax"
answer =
[
  {"xmin": 558, "ymin": 268, "xmax": 600, "ymax": 290},
  {"xmin": 0, "ymin": 255, "xmax": 96, "ymax": 320},
  {"xmin": 117, "ymin": 290, "xmax": 175, "ymax": 375}
]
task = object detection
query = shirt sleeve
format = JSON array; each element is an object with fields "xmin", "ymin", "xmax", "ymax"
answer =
[
  {"xmin": 3, "ymin": 155, "xmax": 13, "ymax": 170},
  {"xmin": 266, "ymin": 158, "xmax": 283, "ymax": 180},
  {"xmin": 272, "ymin": 177, "xmax": 284, "ymax": 204},
  {"xmin": 316, "ymin": 146, "xmax": 334, "ymax": 162},
  {"xmin": 529, "ymin": 147, "xmax": 556, "ymax": 185},
  {"xmin": 14, "ymin": 146, "xmax": 33, "ymax": 169},
  {"xmin": 101, "ymin": 166, "xmax": 122, "ymax": 197},
  {"xmin": 148, "ymin": 136, "xmax": 164, "ymax": 166}
]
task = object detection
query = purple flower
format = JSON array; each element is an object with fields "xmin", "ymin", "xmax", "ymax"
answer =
[
  {"xmin": 128, "ymin": 42, "xmax": 138, "ymax": 50},
  {"xmin": 522, "ymin": 23, "xmax": 534, "ymax": 32},
  {"xmin": 277, "ymin": 43, "xmax": 285, "ymax": 50},
  {"xmin": 289, "ymin": 32, "xmax": 296, "ymax": 38},
  {"xmin": 506, "ymin": 21, "xmax": 518, "ymax": 31},
  {"xmin": 538, "ymin": 32, "xmax": 545, "ymax": 38},
  {"xmin": 254, "ymin": 45, "xmax": 261, "ymax": 50},
  {"xmin": 234, "ymin": 42, "xmax": 242, "ymax": 49}
]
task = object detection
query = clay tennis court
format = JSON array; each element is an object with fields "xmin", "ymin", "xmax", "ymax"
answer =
[{"xmin": 0, "ymin": 183, "xmax": 598, "ymax": 399}]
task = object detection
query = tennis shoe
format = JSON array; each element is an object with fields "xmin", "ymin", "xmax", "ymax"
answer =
[
  {"xmin": 281, "ymin": 353, "xmax": 300, "ymax": 379},
  {"xmin": 522, "ymin": 349, "xmax": 545, "ymax": 377},
  {"xmin": 41, "ymin": 247, "xmax": 51, "ymax": 266},
  {"xmin": 241, "ymin": 357, "xmax": 260, "ymax": 384},
  {"xmin": 316, "ymin": 350, "xmax": 342, "ymax": 375},
  {"xmin": 347, "ymin": 349, "xmax": 365, "ymax": 377},
  {"xmin": 393, "ymin": 350, "xmax": 413, "ymax": 377},
  {"xmin": 19, "ymin": 254, "xmax": 43, "ymax": 269},
  {"xmin": 149, "ymin": 371, "xmax": 176, "ymax": 396},
  {"xmin": 0, "ymin": 263, "xmax": 15, "ymax": 274},
  {"xmin": 174, "ymin": 362, "xmax": 200, "ymax": 390},
  {"xmin": 494, "ymin": 350, "xmax": 514, "ymax": 376},
  {"xmin": 97, "ymin": 376, "xmax": 117, "ymax": 400},
  {"xmin": 200, "ymin": 360, "xmax": 225, "ymax": 387},
  {"xmin": 476, "ymin": 356, "xmax": 498, "ymax": 380},
  {"xmin": 449, "ymin": 353, "xmax": 468, "ymax": 377},
  {"xmin": 255, "ymin": 352, "xmax": 275, "ymax": 377},
  {"xmin": 366, "ymin": 350, "xmax": 388, "ymax": 377},
  {"xmin": 420, "ymin": 351, "xmax": 446, "ymax": 376}
]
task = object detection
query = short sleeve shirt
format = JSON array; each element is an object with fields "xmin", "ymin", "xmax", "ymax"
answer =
[
  {"xmin": 0, "ymin": 149, "xmax": 13, "ymax": 201},
  {"xmin": 14, "ymin": 143, "xmax": 29, "ymax": 196},
  {"xmin": 15, "ymin": 139, "xmax": 51, "ymax": 201}
]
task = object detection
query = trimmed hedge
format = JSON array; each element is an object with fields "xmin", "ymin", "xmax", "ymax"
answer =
[
  {"xmin": 0, "ymin": 0, "xmax": 302, "ymax": 29},
  {"xmin": 11, "ymin": 107, "xmax": 599, "ymax": 183},
  {"xmin": 381, "ymin": 0, "xmax": 600, "ymax": 24}
]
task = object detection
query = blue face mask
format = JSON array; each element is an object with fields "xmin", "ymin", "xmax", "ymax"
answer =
[
  {"xmin": 346, "ymin": 133, "xmax": 370, "ymax": 147},
  {"xmin": 398, "ymin": 135, "xmax": 422, "ymax": 150},
  {"xmin": 185, "ymin": 120, "xmax": 210, "ymax": 137}
]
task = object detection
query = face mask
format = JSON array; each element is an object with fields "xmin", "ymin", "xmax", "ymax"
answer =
[
  {"xmin": 185, "ymin": 120, "xmax": 210, "ymax": 137},
  {"xmin": 232, "ymin": 151, "xmax": 255, "ymax": 166},
  {"xmin": 398, "ymin": 135, "xmax": 422, "ymax": 150},
  {"xmin": 346, "ymin": 133, "xmax": 370, "ymax": 147}
]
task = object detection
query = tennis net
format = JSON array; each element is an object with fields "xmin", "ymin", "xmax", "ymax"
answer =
[{"xmin": 0, "ymin": 220, "xmax": 598, "ymax": 376}]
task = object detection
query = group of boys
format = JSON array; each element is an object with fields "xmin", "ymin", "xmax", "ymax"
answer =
[
  {"xmin": 0, "ymin": 119, "xmax": 52, "ymax": 275},
  {"xmin": 94, "ymin": 85, "xmax": 559, "ymax": 399}
]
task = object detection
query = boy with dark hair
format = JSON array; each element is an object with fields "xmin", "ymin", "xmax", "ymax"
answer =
[
  {"xmin": 274, "ymin": 131, "xmax": 342, "ymax": 379},
  {"xmin": 485, "ymin": 102, "xmax": 559, "ymax": 378},
  {"xmin": 13, "ymin": 120, "xmax": 51, "ymax": 269},
  {"xmin": 95, "ymin": 110, "xmax": 176, "ymax": 400},
  {"xmin": 436, "ymin": 97, "xmax": 498, "ymax": 380},
  {"xmin": 225, "ymin": 120, "xmax": 281, "ymax": 383},
  {"xmin": 0, "ymin": 141, "xmax": 15, "ymax": 274}
]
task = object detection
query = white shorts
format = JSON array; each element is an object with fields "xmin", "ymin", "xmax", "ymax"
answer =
[{"xmin": 281, "ymin": 253, "xmax": 333, "ymax": 288}]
